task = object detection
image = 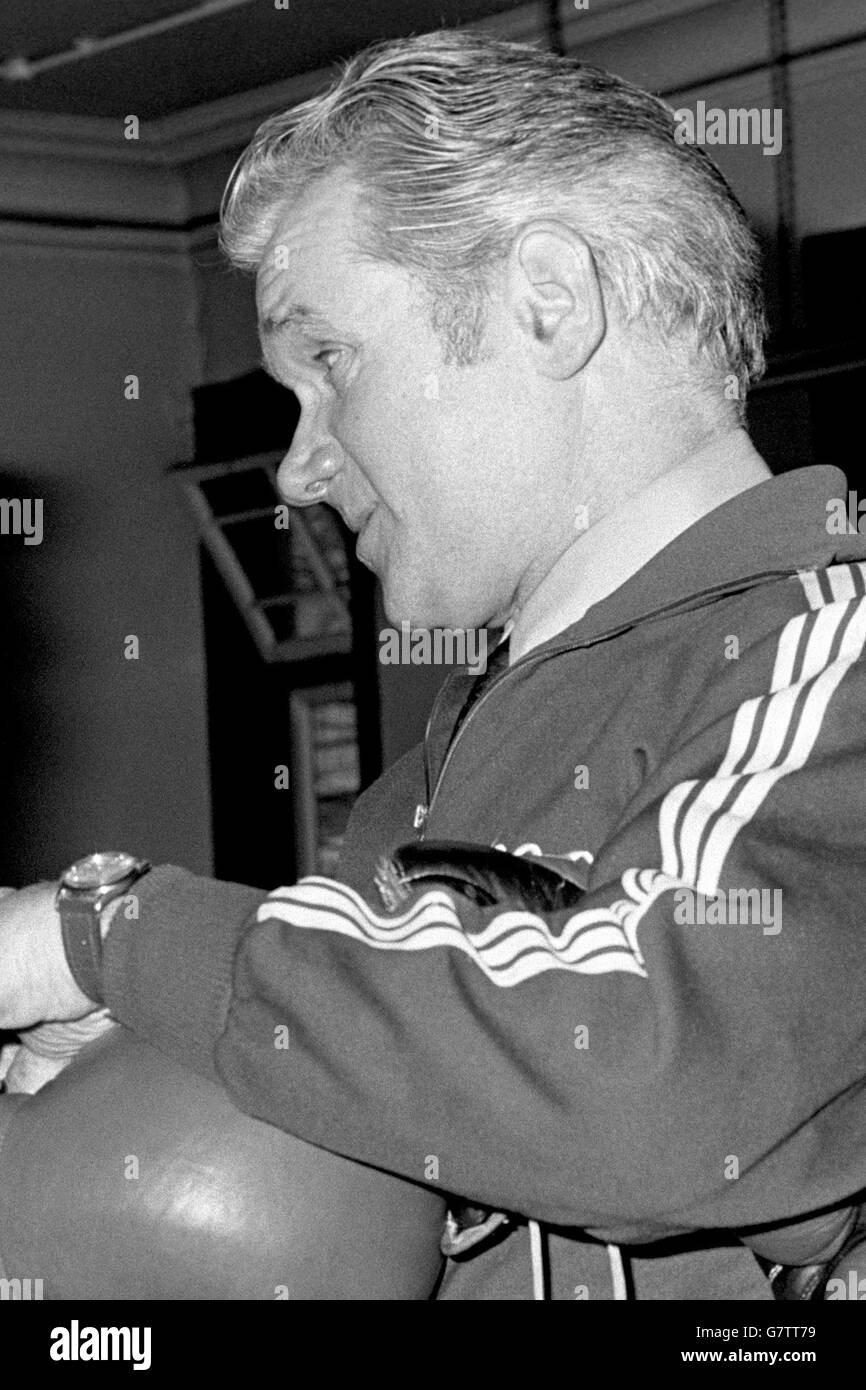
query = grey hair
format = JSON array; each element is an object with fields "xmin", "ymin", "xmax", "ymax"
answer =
[{"xmin": 221, "ymin": 29, "xmax": 766, "ymax": 406}]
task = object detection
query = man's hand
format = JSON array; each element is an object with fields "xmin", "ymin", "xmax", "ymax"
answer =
[
  {"xmin": 0, "ymin": 883, "xmax": 97, "ymax": 1030},
  {"xmin": 4, "ymin": 1011, "xmax": 117, "ymax": 1093}
]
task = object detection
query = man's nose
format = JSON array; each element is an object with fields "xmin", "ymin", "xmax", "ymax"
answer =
[{"xmin": 276, "ymin": 402, "xmax": 341, "ymax": 506}]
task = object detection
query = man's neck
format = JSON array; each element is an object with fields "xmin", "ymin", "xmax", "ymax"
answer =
[{"xmin": 506, "ymin": 427, "xmax": 772, "ymax": 663}]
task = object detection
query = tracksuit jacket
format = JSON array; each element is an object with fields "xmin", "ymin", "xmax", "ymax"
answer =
[{"xmin": 102, "ymin": 462, "xmax": 866, "ymax": 1299}]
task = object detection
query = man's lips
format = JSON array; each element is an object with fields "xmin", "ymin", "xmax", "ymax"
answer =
[
  {"xmin": 353, "ymin": 509, "xmax": 377, "ymax": 565},
  {"xmin": 340, "ymin": 503, "xmax": 374, "ymax": 535}
]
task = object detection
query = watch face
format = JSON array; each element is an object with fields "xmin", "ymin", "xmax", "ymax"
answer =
[{"xmin": 64, "ymin": 851, "xmax": 139, "ymax": 890}]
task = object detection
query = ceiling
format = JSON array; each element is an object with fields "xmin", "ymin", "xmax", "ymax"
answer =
[{"xmin": 0, "ymin": 0, "xmax": 529, "ymax": 120}]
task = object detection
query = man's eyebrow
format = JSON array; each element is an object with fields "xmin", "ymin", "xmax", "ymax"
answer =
[
  {"xmin": 258, "ymin": 304, "xmax": 342, "ymax": 381},
  {"xmin": 259, "ymin": 304, "xmax": 335, "ymax": 336}
]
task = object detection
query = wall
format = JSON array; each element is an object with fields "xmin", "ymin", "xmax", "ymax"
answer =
[{"xmin": 0, "ymin": 225, "xmax": 212, "ymax": 881}]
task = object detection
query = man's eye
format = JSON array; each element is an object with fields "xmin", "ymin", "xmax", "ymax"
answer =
[{"xmin": 314, "ymin": 347, "xmax": 344, "ymax": 374}]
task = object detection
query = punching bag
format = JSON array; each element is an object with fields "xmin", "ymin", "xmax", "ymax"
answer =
[{"xmin": 0, "ymin": 1024, "xmax": 446, "ymax": 1300}]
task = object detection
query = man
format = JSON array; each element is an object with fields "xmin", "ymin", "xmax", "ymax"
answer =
[{"xmin": 2, "ymin": 30, "xmax": 865, "ymax": 1300}]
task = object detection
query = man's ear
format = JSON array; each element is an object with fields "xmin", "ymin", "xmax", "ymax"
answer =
[{"xmin": 506, "ymin": 221, "xmax": 605, "ymax": 379}]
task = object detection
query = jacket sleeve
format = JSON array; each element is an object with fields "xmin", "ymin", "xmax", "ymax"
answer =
[{"xmin": 102, "ymin": 590, "xmax": 866, "ymax": 1242}]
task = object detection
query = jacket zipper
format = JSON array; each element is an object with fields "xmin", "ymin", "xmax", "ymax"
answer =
[{"xmin": 421, "ymin": 565, "xmax": 806, "ymax": 825}]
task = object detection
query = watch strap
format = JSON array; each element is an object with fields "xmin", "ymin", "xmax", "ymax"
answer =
[{"xmin": 59, "ymin": 897, "xmax": 106, "ymax": 1006}]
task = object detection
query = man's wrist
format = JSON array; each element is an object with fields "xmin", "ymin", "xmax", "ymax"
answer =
[
  {"xmin": 42, "ymin": 889, "xmax": 98, "ymax": 1018},
  {"xmin": 57, "ymin": 856, "xmax": 151, "ymax": 1007},
  {"xmin": 99, "ymin": 895, "xmax": 126, "ymax": 942}
]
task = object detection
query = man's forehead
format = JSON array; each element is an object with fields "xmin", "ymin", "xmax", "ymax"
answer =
[
  {"xmin": 254, "ymin": 173, "xmax": 415, "ymax": 343},
  {"xmin": 257, "ymin": 236, "xmax": 355, "ymax": 339},
  {"xmin": 255, "ymin": 230, "xmax": 333, "ymax": 329},
  {"xmin": 256, "ymin": 172, "xmax": 358, "ymax": 313}
]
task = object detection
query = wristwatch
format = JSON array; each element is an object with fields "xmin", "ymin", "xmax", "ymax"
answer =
[{"xmin": 56, "ymin": 852, "xmax": 151, "ymax": 1005}]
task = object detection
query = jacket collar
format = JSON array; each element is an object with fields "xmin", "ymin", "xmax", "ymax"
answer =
[{"xmin": 509, "ymin": 462, "xmax": 860, "ymax": 660}]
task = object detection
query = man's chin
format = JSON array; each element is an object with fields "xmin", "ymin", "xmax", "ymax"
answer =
[
  {"xmin": 378, "ymin": 565, "xmax": 500, "ymax": 631},
  {"xmin": 381, "ymin": 592, "xmax": 488, "ymax": 633}
]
